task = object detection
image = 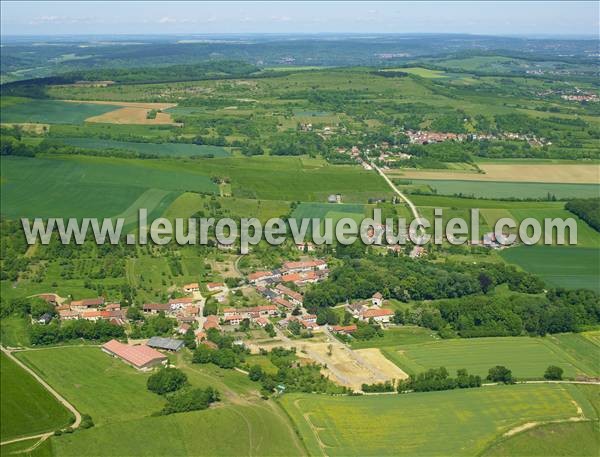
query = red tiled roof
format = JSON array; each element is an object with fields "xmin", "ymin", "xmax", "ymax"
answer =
[
  {"xmin": 143, "ymin": 303, "xmax": 170, "ymax": 311},
  {"xmin": 362, "ymin": 308, "xmax": 394, "ymax": 318},
  {"xmin": 102, "ymin": 340, "xmax": 167, "ymax": 368},
  {"xmin": 248, "ymin": 271, "xmax": 273, "ymax": 281},
  {"xmin": 71, "ymin": 297, "xmax": 104, "ymax": 307},
  {"xmin": 168, "ymin": 297, "xmax": 195, "ymax": 305}
]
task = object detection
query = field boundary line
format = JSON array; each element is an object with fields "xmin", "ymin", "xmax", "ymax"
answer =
[{"xmin": 0, "ymin": 346, "xmax": 82, "ymax": 446}]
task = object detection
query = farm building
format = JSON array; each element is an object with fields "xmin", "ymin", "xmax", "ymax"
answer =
[
  {"xmin": 146, "ymin": 336, "xmax": 185, "ymax": 352},
  {"xmin": 102, "ymin": 339, "xmax": 167, "ymax": 370}
]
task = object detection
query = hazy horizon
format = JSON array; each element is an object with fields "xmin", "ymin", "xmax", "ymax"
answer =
[{"xmin": 1, "ymin": 1, "xmax": 598, "ymax": 37}]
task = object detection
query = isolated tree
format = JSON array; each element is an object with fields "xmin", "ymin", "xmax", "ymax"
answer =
[
  {"xmin": 248, "ymin": 364, "xmax": 263, "ymax": 382},
  {"xmin": 147, "ymin": 368, "xmax": 187, "ymax": 395},
  {"xmin": 544, "ymin": 365, "xmax": 563, "ymax": 380},
  {"xmin": 486, "ymin": 365, "xmax": 515, "ymax": 384}
]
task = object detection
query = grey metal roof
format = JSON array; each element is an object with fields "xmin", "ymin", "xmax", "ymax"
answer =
[{"xmin": 146, "ymin": 336, "xmax": 185, "ymax": 351}]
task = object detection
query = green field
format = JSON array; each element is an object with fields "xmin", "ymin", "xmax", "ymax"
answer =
[
  {"xmin": 500, "ymin": 246, "xmax": 600, "ymax": 292},
  {"xmin": 408, "ymin": 179, "xmax": 600, "ymax": 199},
  {"xmin": 1, "ymin": 352, "xmax": 73, "ymax": 441},
  {"xmin": 0, "ymin": 156, "xmax": 215, "ymax": 219},
  {"xmin": 280, "ymin": 384, "xmax": 591, "ymax": 457},
  {"xmin": 0, "ymin": 100, "xmax": 119, "ymax": 124},
  {"xmin": 14, "ymin": 347, "xmax": 165, "ymax": 425},
  {"xmin": 381, "ymin": 336, "xmax": 595, "ymax": 379},
  {"xmin": 350, "ymin": 326, "xmax": 438, "ymax": 349},
  {"xmin": 52, "ymin": 137, "xmax": 231, "ymax": 157},
  {"xmin": 483, "ymin": 384, "xmax": 600, "ymax": 456},
  {"xmin": 483, "ymin": 421, "xmax": 599, "ymax": 457},
  {"xmin": 0, "ymin": 315, "xmax": 31, "ymax": 347}
]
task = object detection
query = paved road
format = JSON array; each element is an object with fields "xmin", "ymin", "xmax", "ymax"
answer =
[{"xmin": 0, "ymin": 345, "xmax": 82, "ymax": 446}]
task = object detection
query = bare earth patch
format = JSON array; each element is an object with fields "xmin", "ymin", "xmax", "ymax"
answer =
[{"xmin": 386, "ymin": 163, "xmax": 600, "ymax": 184}]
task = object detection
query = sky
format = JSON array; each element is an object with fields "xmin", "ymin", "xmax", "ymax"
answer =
[{"xmin": 1, "ymin": 1, "xmax": 598, "ymax": 37}]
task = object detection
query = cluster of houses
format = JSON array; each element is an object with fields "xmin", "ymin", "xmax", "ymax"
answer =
[
  {"xmin": 247, "ymin": 259, "xmax": 329, "ymax": 287},
  {"xmin": 37, "ymin": 296, "xmax": 127, "ymax": 326}
]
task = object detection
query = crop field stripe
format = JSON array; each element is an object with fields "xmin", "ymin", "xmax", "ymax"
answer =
[{"xmin": 280, "ymin": 384, "xmax": 585, "ymax": 456}]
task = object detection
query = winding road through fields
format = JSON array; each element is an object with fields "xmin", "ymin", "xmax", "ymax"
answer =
[{"xmin": 0, "ymin": 345, "xmax": 82, "ymax": 447}]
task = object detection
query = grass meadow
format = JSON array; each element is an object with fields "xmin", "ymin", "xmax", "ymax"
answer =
[
  {"xmin": 1, "ymin": 352, "xmax": 73, "ymax": 441},
  {"xmin": 12, "ymin": 347, "xmax": 304, "ymax": 457},
  {"xmin": 280, "ymin": 384, "xmax": 590, "ymax": 456},
  {"xmin": 380, "ymin": 336, "xmax": 596, "ymax": 379}
]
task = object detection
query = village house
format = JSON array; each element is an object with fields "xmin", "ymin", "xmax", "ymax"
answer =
[
  {"xmin": 282, "ymin": 259, "xmax": 328, "ymax": 274},
  {"xmin": 105, "ymin": 303, "xmax": 121, "ymax": 311},
  {"xmin": 248, "ymin": 270, "xmax": 281, "ymax": 285},
  {"xmin": 177, "ymin": 323, "xmax": 191, "ymax": 335},
  {"xmin": 59, "ymin": 309, "xmax": 79, "ymax": 320},
  {"xmin": 273, "ymin": 297, "xmax": 296, "ymax": 311},
  {"xmin": 224, "ymin": 314, "xmax": 244, "ymax": 326},
  {"xmin": 275, "ymin": 284, "xmax": 303, "ymax": 305},
  {"xmin": 301, "ymin": 320, "xmax": 319, "ymax": 330},
  {"xmin": 168, "ymin": 297, "xmax": 195, "ymax": 311},
  {"xmin": 70, "ymin": 297, "xmax": 104, "ymax": 312},
  {"xmin": 183, "ymin": 283, "xmax": 200, "ymax": 294},
  {"xmin": 331, "ymin": 324, "xmax": 357, "ymax": 335},
  {"xmin": 206, "ymin": 282, "xmax": 225, "ymax": 292},
  {"xmin": 302, "ymin": 314, "xmax": 318, "ymax": 324},
  {"xmin": 195, "ymin": 330, "xmax": 206, "ymax": 342},
  {"xmin": 37, "ymin": 313, "xmax": 53, "ymax": 325},
  {"xmin": 255, "ymin": 317, "xmax": 270, "ymax": 328},
  {"xmin": 102, "ymin": 339, "xmax": 167, "ymax": 371},
  {"xmin": 295, "ymin": 242, "xmax": 315, "ymax": 252},
  {"xmin": 143, "ymin": 303, "xmax": 171, "ymax": 314},
  {"xmin": 204, "ymin": 315, "xmax": 221, "ymax": 331},
  {"xmin": 346, "ymin": 302, "xmax": 367, "ymax": 319},
  {"xmin": 361, "ymin": 308, "xmax": 394, "ymax": 324},
  {"xmin": 80, "ymin": 310, "xmax": 111, "ymax": 321}
]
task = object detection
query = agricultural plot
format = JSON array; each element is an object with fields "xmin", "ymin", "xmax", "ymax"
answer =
[
  {"xmin": 0, "ymin": 100, "xmax": 119, "ymax": 124},
  {"xmin": 387, "ymin": 164, "xmax": 600, "ymax": 184},
  {"xmin": 0, "ymin": 156, "xmax": 217, "ymax": 219},
  {"xmin": 500, "ymin": 246, "xmax": 600, "ymax": 292},
  {"xmin": 281, "ymin": 384, "xmax": 588, "ymax": 457},
  {"xmin": 381, "ymin": 336, "xmax": 592, "ymax": 379},
  {"xmin": 1, "ymin": 352, "xmax": 73, "ymax": 441},
  {"xmin": 407, "ymin": 179, "xmax": 599, "ymax": 199},
  {"xmin": 52, "ymin": 137, "xmax": 231, "ymax": 157}
]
